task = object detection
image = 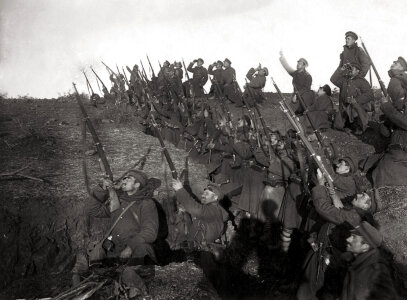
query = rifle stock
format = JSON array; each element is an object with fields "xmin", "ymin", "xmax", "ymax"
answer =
[{"xmin": 73, "ymin": 83, "xmax": 113, "ymax": 181}]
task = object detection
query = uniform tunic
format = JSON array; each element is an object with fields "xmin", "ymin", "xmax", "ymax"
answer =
[{"xmin": 87, "ymin": 185, "xmax": 159, "ymax": 259}]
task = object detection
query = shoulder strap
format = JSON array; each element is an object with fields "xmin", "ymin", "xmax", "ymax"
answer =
[{"xmin": 102, "ymin": 200, "xmax": 137, "ymax": 242}]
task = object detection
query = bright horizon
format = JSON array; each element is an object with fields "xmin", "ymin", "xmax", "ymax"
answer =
[{"xmin": 1, "ymin": 0, "xmax": 406, "ymax": 98}]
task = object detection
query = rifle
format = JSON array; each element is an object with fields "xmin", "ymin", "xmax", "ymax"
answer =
[
  {"xmin": 182, "ymin": 60, "xmax": 195, "ymax": 94},
  {"xmin": 273, "ymin": 78, "xmax": 337, "ymax": 195},
  {"xmin": 83, "ymin": 71, "xmax": 95, "ymax": 95},
  {"xmin": 146, "ymin": 55, "xmax": 156, "ymax": 78},
  {"xmin": 150, "ymin": 114, "xmax": 178, "ymax": 179},
  {"xmin": 360, "ymin": 37, "xmax": 389, "ymax": 99},
  {"xmin": 73, "ymin": 83, "xmax": 113, "ymax": 181},
  {"xmin": 239, "ymin": 78, "xmax": 262, "ymax": 148},
  {"xmin": 91, "ymin": 67, "xmax": 110, "ymax": 97},
  {"xmin": 101, "ymin": 61, "xmax": 117, "ymax": 76},
  {"xmin": 140, "ymin": 60, "xmax": 149, "ymax": 81},
  {"xmin": 121, "ymin": 66, "xmax": 131, "ymax": 88}
]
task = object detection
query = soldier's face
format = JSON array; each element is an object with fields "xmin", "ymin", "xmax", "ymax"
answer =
[
  {"xmin": 317, "ymin": 88, "xmax": 325, "ymax": 97},
  {"xmin": 391, "ymin": 61, "xmax": 404, "ymax": 71},
  {"xmin": 120, "ymin": 176, "xmax": 140, "ymax": 193},
  {"xmin": 270, "ymin": 134, "xmax": 278, "ymax": 146},
  {"xmin": 201, "ymin": 189, "xmax": 217, "ymax": 204},
  {"xmin": 346, "ymin": 233, "xmax": 369, "ymax": 255},
  {"xmin": 335, "ymin": 160, "xmax": 350, "ymax": 174},
  {"xmin": 297, "ymin": 61, "xmax": 305, "ymax": 70},
  {"xmin": 345, "ymin": 36, "xmax": 356, "ymax": 46},
  {"xmin": 352, "ymin": 193, "xmax": 372, "ymax": 211},
  {"xmin": 224, "ymin": 61, "xmax": 230, "ymax": 68},
  {"xmin": 197, "ymin": 61, "xmax": 203, "ymax": 67}
]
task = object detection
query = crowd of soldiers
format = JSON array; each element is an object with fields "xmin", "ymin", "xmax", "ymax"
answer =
[{"xmin": 74, "ymin": 31, "xmax": 407, "ymax": 299}]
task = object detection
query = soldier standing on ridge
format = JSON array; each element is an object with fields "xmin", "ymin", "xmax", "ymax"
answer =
[
  {"xmin": 279, "ymin": 51, "xmax": 314, "ymax": 113},
  {"xmin": 186, "ymin": 58, "xmax": 209, "ymax": 97}
]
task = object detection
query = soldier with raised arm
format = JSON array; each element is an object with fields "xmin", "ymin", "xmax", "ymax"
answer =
[
  {"xmin": 279, "ymin": 50, "xmax": 314, "ymax": 112},
  {"xmin": 185, "ymin": 58, "xmax": 209, "ymax": 97}
]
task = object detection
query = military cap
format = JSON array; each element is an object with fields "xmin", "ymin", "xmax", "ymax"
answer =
[
  {"xmin": 224, "ymin": 58, "xmax": 232, "ymax": 64},
  {"xmin": 345, "ymin": 31, "xmax": 358, "ymax": 40},
  {"xmin": 321, "ymin": 84, "xmax": 332, "ymax": 96},
  {"xmin": 120, "ymin": 169, "xmax": 148, "ymax": 188},
  {"xmin": 204, "ymin": 183, "xmax": 224, "ymax": 200},
  {"xmin": 352, "ymin": 221, "xmax": 383, "ymax": 248},
  {"xmin": 197, "ymin": 58, "xmax": 204, "ymax": 64},
  {"xmin": 297, "ymin": 58, "xmax": 309, "ymax": 67},
  {"xmin": 397, "ymin": 56, "xmax": 407, "ymax": 71},
  {"xmin": 263, "ymin": 67, "xmax": 269, "ymax": 76},
  {"xmin": 216, "ymin": 60, "xmax": 224, "ymax": 66}
]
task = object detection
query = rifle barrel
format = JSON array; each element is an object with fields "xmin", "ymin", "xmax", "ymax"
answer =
[{"xmin": 73, "ymin": 83, "xmax": 113, "ymax": 181}]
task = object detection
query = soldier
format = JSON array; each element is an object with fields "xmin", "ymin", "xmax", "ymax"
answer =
[
  {"xmin": 243, "ymin": 64, "xmax": 268, "ymax": 107},
  {"xmin": 170, "ymin": 179, "xmax": 229, "ymax": 248},
  {"xmin": 208, "ymin": 60, "xmax": 224, "ymax": 99},
  {"xmin": 222, "ymin": 58, "xmax": 241, "ymax": 105},
  {"xmin": 279, "ymin": 51, "xmax": 314, "ymax": 113},
  {"xmin": 126, "ymin": 64, "xmax": 144, "ymax": 107},
  {"xmin": 296, "ymin": 169, "xmax": 374, "ymax": 300},
  {"xmin": 330, "ymin": 31, "xmax": 371, "ymax": 80},
  {"xmin": 301, "ymin": 84, "xmax": 335, "ymax": 134},
  {"xmin": 174, "ymin": 61, "xmax": 184, "ymax": 81},
  {"xmin": 372, "ymin": 56, "xmax": 407, "ymax": 188},
  {"xmin": 331, "ymin": 62, "xmax": 374, "ymax": 135},
  {"xmin": 340, "ymin": 222, "xmax": 397, "ymax": 300},
  {"xmin": 72, "ymin": 170, "xmax": 160, "ymax": 293},
  {"xmin": 186, "ymin": 58, "xmax": 209, "ymax": 97}
]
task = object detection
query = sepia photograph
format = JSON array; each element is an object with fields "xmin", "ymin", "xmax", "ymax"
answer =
[{"xmin": 1, "ymin": 0, "xmax": 407, "ymax": 299}]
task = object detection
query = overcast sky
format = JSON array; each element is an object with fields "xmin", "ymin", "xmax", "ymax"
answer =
[{"xmin": 0, "ymin": 0, "xmax": 406, "ymax": 98}]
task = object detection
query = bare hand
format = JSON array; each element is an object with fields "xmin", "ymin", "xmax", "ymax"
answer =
[
  {"xmin": 102, "ymin": 179, "xmax": 114, "ymax": 190},
  {"xmin": 333, "ymin": 198, "xmax": 344, "ymax": 209},
  {"xmin": 316, "ymin": 169, "xmax": 326, "ymax": 186},
  {"xmin": 119, "ymin": 246, "xmax": 133, "ymax": 259},
  {"xmin": 172, "ymin": 178, "xmax": 183, "ymax": 191},
  {"xmin": 207, "ymin": 142, "xmax": 215, "ymax": 149},
  {"xmin": 381, "ymin": 96, "xmax": 389, "ymax": 104}
]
